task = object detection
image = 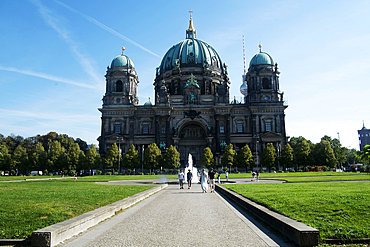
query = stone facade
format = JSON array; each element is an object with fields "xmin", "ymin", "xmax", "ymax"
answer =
[{"xmin": 98, "ymin": 17, "xmax": 288, "ymax": 168}]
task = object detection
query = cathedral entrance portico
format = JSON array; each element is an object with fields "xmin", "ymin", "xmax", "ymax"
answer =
[{"xmin": 177, "ymin": 122, "xmax": 207, "ymax": 167}]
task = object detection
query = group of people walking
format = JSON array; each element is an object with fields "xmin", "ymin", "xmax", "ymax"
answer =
[{"xmin": 178, "ymin": 168, "xmax": 227, "ymax": 193}]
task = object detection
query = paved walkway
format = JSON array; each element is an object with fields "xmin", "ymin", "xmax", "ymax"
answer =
[{"xmin": 58, "ymin": 184, "xmax": 290, "ymax": 247}]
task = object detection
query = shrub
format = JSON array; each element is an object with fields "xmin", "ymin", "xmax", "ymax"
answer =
[
  {"xmin": 271, "ymin": 167, "xmax": 276, "ymax": 171},
  {"xmin": 48, "ymin": 173, "xmax": 53, "ymax": 176},
  {"xmin": 68, "ymin": 170, "xmax": 76, "ymax": 176},
  {"xmin": 359, "ymin": 166, "xmax": 366, "ymax": 172},
  {"xmin": 139, "ymin": 172, "xmax": 144, "ymax": 175},
  {"xmin": 278, "ymin": 170, "xmax": 283, "ymax": 173},
  {"xmin": 163, "ymin": 169, "xmax": 167, "ymax": 173},
  {"xmin": 114, "ymin": 172, "xmax": 118, "ymax": 175},
  {"xmin": 145, "ymin": 173, "xmax": 150, "ymax": 175},
  {"xmin": 260, "ymin": 170, "xmax": 264, "ymax": 173},
  {"xmin": 322, "ymin": 166, "xmax": 329, "ymax": 171},
  {"xmin": 127, "ymin": 169, "xmax": 132, "ymax": 174},
  {"xmin": 106, "ymin": 172, "xmax": 112, "ymax": 175}
]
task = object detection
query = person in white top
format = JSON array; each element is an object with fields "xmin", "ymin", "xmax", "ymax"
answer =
[{"xmin": 178, "ymin": 169, "xmax": 185, "ymax": 189}]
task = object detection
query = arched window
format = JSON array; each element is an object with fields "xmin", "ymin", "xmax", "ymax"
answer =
[
  {"xmin": 116, "ymin": 80, "xmax": 123, "ymax": 92},
  {"xmin": 262, "ymin": 78, "xmax": 271, "ymax": 89}
]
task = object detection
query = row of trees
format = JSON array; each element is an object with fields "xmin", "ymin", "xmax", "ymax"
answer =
[
  {"xmin": 1, "ymin": 131, "xmax": 367, "ymax": 175},
  {"xmin": 0, "ymin": 132, "xmax": 100, "ymax": 175}
]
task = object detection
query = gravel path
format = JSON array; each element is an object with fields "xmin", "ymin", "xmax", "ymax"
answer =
[{"xmin": 59, "ymin": 184, "xmax": 288, "ymax": 247}]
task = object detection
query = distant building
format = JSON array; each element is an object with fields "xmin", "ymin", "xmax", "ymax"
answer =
[
  {"xmin": 358, "ymin": 122, "xmax": 370, "ymax": 150},
  {"xmin": 98, "ymin": 14, "xmax": 288, "ymax": 167}
]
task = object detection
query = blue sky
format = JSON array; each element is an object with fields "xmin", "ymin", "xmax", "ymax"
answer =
[{"xmin": 0, "ymin": 0, "xmax": 369, "ymax": 150}]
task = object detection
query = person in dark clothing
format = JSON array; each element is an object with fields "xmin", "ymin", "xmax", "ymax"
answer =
[{"xmin": 187, "ymin": 169, "xmax": 193, "ymax": 189}]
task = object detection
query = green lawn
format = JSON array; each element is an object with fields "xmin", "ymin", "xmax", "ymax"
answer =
[
  {"xmin": 0, "ymin": 180, "xmax": 155, "ymax": 239},
  {"xmin": 227, "ymin": 171, "xmax": 367, "ymax": 179},
  {"xmin": 265, "ymin": 175, "xmax": 370, "ymax": 182},
  {"xmin": 223, "ymin": 182, "xmax": 370, "ymax": 240},
  {"xmin": 0, "ymin": 174, "xmax": 179, "ymax": 182}
]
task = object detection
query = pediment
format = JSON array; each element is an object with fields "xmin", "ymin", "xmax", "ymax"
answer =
[
  {"xmin": 107, "ymin": 133, "xmax": 124, "ymax": 139},
  {"xmin": 261, "ymin": 131, "xmax": 282, "ymax": 138}
]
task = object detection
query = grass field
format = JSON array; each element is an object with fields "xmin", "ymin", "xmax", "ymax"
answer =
[
  {"xmin": 264, "ymin": 175, "xmax": 370, "ymax": 182},
  {"xmin": 0, "ymin": 171, "xmax": 367, "ymax": 182},
  {"xmin": 223, "ymin": 182, "xmax": 370, "ymax": 240},
  {"xmin": 0, "ymin": 180, "xmax": 155, "ymax": 239}
]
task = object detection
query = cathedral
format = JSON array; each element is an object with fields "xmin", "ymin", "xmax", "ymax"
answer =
[{"xmin": 98, "ymin": 14, "xmax": 288, "ymax": 169}]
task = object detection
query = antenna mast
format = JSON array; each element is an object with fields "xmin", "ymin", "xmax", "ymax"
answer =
[{"xmin": 243, "ymin": 35, "xmax": 246, "ymax": 74}]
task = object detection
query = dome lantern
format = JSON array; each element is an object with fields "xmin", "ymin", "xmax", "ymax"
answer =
[{"xmin": 186, "ymin": 10, "xmax": 196, "ymax": 39}]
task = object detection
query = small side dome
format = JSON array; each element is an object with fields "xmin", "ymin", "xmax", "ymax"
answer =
[
  {"xmin": 111, "ymin": 46, "xmax": 135, "ymax": 68},
  {"xmin": 249, "ymin": 44, "xmax": 274, "ymax": 67},
  {"xmin": 249, "ymin": 52, "xmax": 274, "ymax": 67},
  {"xmin": 111, "ymin": 55, "xmax": 135, "ymax": 68},
  {"xmin": 144, "ymin": 97, "xmax": 153, "ymax": 106},
  {"xmin": 230, "ymin": 96, "xmax": 240, "ymax": 104}
]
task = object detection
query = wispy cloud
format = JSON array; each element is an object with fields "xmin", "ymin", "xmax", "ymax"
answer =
[
  {"xmin": 52, "ymin": 0, "xmax": 160, "ymax": 58},
  {"xmin": 0, "ymin": 65, "xmax": 97, "ymax": 89},
  {"xmin": 29, "ymin": 0, "xmax": 103, "ymax": 87}
]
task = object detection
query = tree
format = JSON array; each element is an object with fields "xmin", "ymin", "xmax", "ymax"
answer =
[
  {"xmin": 123, "ymin": 144, "xmax": 140, "ymax": 170},
  {"xmin": 313, "ymin": 140, "xmax": 337, "ymax": 168},
  {"xmin": 200, "ymin": 147, "xmax": 215, "ymax": 169},
  {"xmin": 85, "ymin": 144, "xmax": 101, "ymax": 170},
  {"xmin": 163, "ymin": 145, "xmax": 180, "ymax": 169},
  {"xmin": 75, "ymin": 138, "xmax": 88, "ymax": 153},
  {"xmin": 321, "ymin": 135, "xmax": 346, "ymax": 167},
  {"xmin": 295, "ymin": 140, "xmax": 311, "ymax": 168},
  {"xmin": 67, "ymin": 142, "xmax": 82, "ymax": 171},
  {"xmin": 143, "ymin": 143, "xmax": 162, "ymax": 170},
  {"xmin": 358, "ymin": 145, "xmax": 370, "ymax": 165},
  {"xmin": 261, "ymin": 143, "xmax": 277, "ymax": 171},
  {"xmin": 280, "ymin": 144, "xmax": 294, "ymax": 169},
  {"xmin": 48, "ymin": 140, "xmax": 64, "ymax": 171},
  {"xmin": 221, "ymin": 144, "xmax": 236, "ymax": 169},
  {"xmin": 30, "ymin": 142, "xmax": 47, "ymax": 171},
  {"xmin": 104, "ymin": 143, "xmax": 119, "ymax": 170},
  {"xmin": 12, "ymin": 145, "xmax": 29, "ymax": 173},
  {"xmin": 235, "ymin": 144, "xmax": 254, "ymax": 169},
  {"xmin": 0, "ymin": 145, "xmax": 11, "ymax": 172}
]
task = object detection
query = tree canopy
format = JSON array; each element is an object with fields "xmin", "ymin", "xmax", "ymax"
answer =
[
  {"xmin": 200, "ymin": 147, "xmax": 215, "ymax": 169},
  {"xmin": 123, "ymin": 144, "xmax": 140, "ymax": 170},
  {"xmin": 221, "ymin": 144, "xmax": 236, "ymax": 168},
  {"xmin": 143, "ymin": 143, "xmax": 162, "ymax": 170},
  {"xmin": 261, "ymin": 143, "xmax": 277, "ymax": 170},
  {"xmin": 235, "ymin": 144, "xmax": 254, "ymax": 168}
]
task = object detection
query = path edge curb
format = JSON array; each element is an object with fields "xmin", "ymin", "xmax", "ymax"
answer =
[
  {"xmin": 215, "ymin": 184, "xmax": 320, "ymax": 247},
  {"xmin": 31, "ymin": 183, "xmax": 168, "ymax": 247}
]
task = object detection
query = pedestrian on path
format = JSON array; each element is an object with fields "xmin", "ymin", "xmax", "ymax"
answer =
[
  {"xmin": 209, "ymin": 168, "xmax": 215, "ymax": 193},
  {"xmin": 256, "ymin": 170, "xmax": 260, "ymax": 181},
  {"xmin": 252, "ymin": 171, "xmax": 256, "ymax": 181},
  {"xmin": 225, "ymin": 171, "xmax": 228, "ymax": 182},
  {"xmin": 178, "ymin": 169, "xmax": 184, "ymax": 189},
  {"xmin": 187, "ymin": 169, "xmax": 192, "ymax": 189},
  {"xmin": 200, "ymin": 169, "xmax": 208, "ymax": 193},
  {"xmin": 217, "ymin": 171, "xmax": 221, "ymax": 184}
]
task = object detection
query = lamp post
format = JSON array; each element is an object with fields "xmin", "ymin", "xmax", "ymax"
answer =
[
  {"xmin": 116, "ymin": 137, "xmax": 123, "ymax": 174},
  {"xmin": 254, "ymin": 135, "xmax": 259, "ymax": 172}
]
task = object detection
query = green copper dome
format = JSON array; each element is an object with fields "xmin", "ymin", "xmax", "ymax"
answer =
[
  {"xmin": 249, "ymin": 51, "xmax": 274, "ymax": 67},
  {"xmin": 111, "ymin": 54, "xmax": 135, "ymax": 68}
]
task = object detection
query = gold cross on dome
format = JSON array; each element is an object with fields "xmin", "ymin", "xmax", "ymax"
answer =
[{"xmin": 189, "ymin": 10, "xmax": 193, "ymax": 19}]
